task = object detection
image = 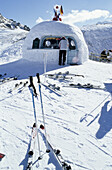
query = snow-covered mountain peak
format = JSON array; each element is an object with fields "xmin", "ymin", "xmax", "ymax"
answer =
[{"xmin": 0, "ymin": 13, "xmax": 30, "ymax": 31}]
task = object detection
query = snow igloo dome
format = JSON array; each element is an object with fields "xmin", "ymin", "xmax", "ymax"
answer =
[{"xmin": 22, "ymin": 21, "xmax": 88, "ymax": 65}]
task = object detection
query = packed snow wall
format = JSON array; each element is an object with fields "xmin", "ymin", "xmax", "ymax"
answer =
[{"xmin": 22, "ymin": 21, "xmax": 88, "ymax": 65}]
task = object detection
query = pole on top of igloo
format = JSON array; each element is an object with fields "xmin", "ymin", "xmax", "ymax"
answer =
[{"xmin": 53, "ymin": 5, "xmax": 63, "ymax": 21}]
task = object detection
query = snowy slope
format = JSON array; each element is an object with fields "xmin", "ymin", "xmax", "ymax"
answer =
[
  {"xmin": 0, "ymin": 27, "xmax": 112, "ymax": 170},
  {"xmin": 82, "ymin": 23, "xmax": 112, "ymax": 54},
  {"xmin": 0, "ymin": 28, "xmax": 28, "ymax": 65}
]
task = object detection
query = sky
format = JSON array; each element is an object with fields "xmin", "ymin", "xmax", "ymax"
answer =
[{"xmin": 0, "ymin": 0, "xmax": 112, "ymax": 28}]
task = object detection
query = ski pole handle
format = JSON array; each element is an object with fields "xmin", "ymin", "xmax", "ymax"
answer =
[
  {"xmin": 29, "ymin": 76, "xmax": 33, "ymax": 87},
  {"xmin": 36, "ymin": 73, "xmax": 40, "ymax": 83},
  {"xmin": 29, "ymin": 76, "xmax": 37, "ymax": 96}
]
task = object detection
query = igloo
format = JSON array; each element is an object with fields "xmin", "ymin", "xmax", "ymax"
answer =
[{"xmin": 22, "ymin": 21, "xmax": 88, "ymax": 65}]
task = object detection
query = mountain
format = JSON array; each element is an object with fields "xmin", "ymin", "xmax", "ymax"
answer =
[
  {"xmin": 0, "ymin": 28, "xmax": 28, "ymax": 65},
  {"xmin": 0, "ymin": 13, "xmax": 30, "ymax": 31},
  {"xmin": 81, "ymin": 22, "xmax": 112, "ymax": 54}
]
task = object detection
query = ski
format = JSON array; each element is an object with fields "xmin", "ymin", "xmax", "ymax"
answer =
[
  {"xmin": 45, "ymin": 74, "xmax": 72, "ymax": 80},
  {"xmin": 0, "ymin": 73, "xmax": 7, "ymax": 79},
  {"xmin": 18, "ymin": 81, "xmax": 29, "ymax": 93},
  {"xmin": 27, "ymin": 123, "xmax": 39, "ymax": 170},
  {"xmin": 0, "ymin": 76, "xmax": 18, "ymax": 85},
  {"xmin": 63, "ymin": 83, "xmax": 105, "ymax": 90},
  {"xmin": 8, "ymin": 81, "xmax": 29, "ymax": 93},
  {"xmin": 28, "ymin": 76, "xmax": 41, "ymax": 161},
  {"xmin": 41, "ymin": 82, "xmax": 62, "ymax": 96},
  {"xmin": 8, "ymin": 81, "xmax": 23, "ymax": 93},
  {"xmin": 0, "ymin": 76, "xmax": 18, "ymax": 82},
  {"xmin": 45, "ymin": 71, "xmax": 84, "ymax": 79},
  {"xmin": 48, "ymin": 84, "xmax": 60, "ymax": 90},
  {"xmin": 46, "ymin": 80, "xmax": 60, "ymax": 90},
  {"xmin": 39, "ymin": 125, "xmax": 72, "ymax": 170},
  {"xmin": 45, "ymin": 71, "xmax": 69, "ymax": 78},
  {"xmin": 36, "ymin": 73, "xmax": 50, "ymax": 153}
]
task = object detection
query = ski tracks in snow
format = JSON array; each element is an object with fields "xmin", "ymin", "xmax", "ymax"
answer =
[{"xmin": 40, "ymin": 74, "xmax": 112, "ymax": 169}]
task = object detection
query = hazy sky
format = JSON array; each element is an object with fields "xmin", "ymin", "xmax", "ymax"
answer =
[{"xmin": 0, "ymin": 0, "xmax": 112, "ymax": 28}]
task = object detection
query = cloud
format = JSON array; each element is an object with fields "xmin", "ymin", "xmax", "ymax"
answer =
[
  {"xmin": 36, "ymin": 9, "xmax": 111, "ymax": 25},
  {"xmin": 109, "ymin": 14, "xmax": 112, "ymax": 19},
  {"xmin": 62, "ymin": 9, "xmax": 110, "ymax": 25}
]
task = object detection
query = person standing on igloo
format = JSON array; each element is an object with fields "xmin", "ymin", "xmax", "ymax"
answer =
[{"xmin": 59, "ymin": 37, "xmax": 68, "ymax": 65}]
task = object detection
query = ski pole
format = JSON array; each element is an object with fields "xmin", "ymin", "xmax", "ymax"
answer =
[
  {"xmin": 43, "ymin": 52, "xmax": 47, "ymax": 83},
  {"xmin": 36, "ymin": 73, "xmax": 50, "ymax": 153},
  {"xmin": 29, "ymin": 76, "xmax": 41, "ymax": 159}
]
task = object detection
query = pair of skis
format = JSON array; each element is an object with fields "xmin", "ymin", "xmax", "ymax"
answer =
[
  {"xmin": 27, "ymin": 74, "xmax": 50, "ymax": 169},
  {"xmin": 27, "ymin": 76, "xmax": 41, "ymax": 170},
  {"xmin": 27, "ymin": 73, "xmax": 72, "ymax": 169},
  {"xmin": 47, "ymin": 81, "xmax": 60, "ymax": 91},
  {"xmin": 45, "ymin": 71, "xmax": 84, "ymax": 79},
  {"xmin": 0, "ymin": 76, "xmax": 18, "ymax": 86},
  {"xmin": 39, "ymin": 125, "xmax": 72, "ymax": 170},
  {"xmin": 9, "ymin": 81, "xmax": 29, "ymax": 93},
  {"xmin": 41, "ymin": 82, "xmax": 61, "ymax": 97},
  {"xmin": 63, "ymin": 83, "xmax": 105, "ymax": 90}
]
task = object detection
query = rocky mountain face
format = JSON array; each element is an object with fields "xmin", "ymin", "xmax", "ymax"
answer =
[{"xmin": 0, "ymin": 13, "xmax": 30, "ymax": 31}]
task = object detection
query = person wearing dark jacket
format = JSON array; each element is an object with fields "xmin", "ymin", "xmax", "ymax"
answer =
[{"xmin": 100, "ymin": 49, "xmax": 107, "ymax": 60}]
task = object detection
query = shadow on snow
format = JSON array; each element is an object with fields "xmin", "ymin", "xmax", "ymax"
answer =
[
  {"xmin": 0, "ymin": 58, "xmax": 69, "ymax": 80},
  {"xmin": 96, "ymin": 83, "xmax": 112, "ymax": 139}
]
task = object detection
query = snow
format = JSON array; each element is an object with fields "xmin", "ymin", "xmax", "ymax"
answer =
[
  {"xmin": 0, "ymin": 28, "xmax": 27, "ymax": 65},
  {"xmin": 82, "ymin": 23, "xmax": 112, "ymax": 54},
  {"xmin": 0, "ymin": 25, "xmax": 112, "ymax": 170},
  {"xmin": 22, "ymin": 21, "xmax": 88, "ymax": 64}
]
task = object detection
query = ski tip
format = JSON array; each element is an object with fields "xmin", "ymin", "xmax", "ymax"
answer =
[
  {"xmin": 62, "ymin": 162, "xmax": 72, "ymax": 169},
  {"xmin": 46, "ymin": 149, "xmax": 50, "ymax": 153},
  {"xmin": 0, "ymin": 153, "xmax": 5, "ymax": 159},
  {"xmin": 33, "ymin": 123, "xmax": 36, "ymax": 128},
  {"xmin": 66, "ymin": 165, "xmax": 72, "ymax": 169},
  {"xmin": 38, "ymin": 156, "xmax": 42, "ymax": 160},
  {"xmin": 54, "ymin": 149, "xmax": 60, "ymax": 155},
  {"xmin": 15, "ymin": 83, "xmax": 19, "ymax": 87},
  {"xmin": 28, "ymin": 150, "xmax": 33, "ymax": 156},
  {"xmin": 40, "ymin": 124, "xmax": 44, "ymax": 130}
]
